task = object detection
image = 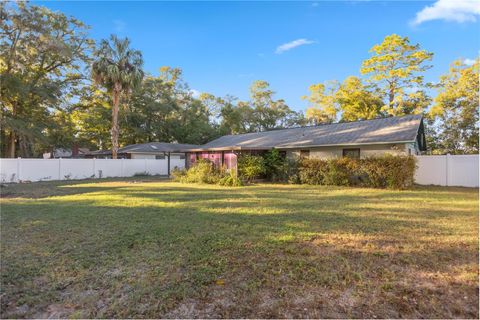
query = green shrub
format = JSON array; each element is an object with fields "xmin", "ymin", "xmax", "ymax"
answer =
[
  {"xmin": 177, "ymin": 159, "xmax": 222, "ymax": 184},
  {"xmin": 263, "ymin": 149, "xmax": 285, "ymax": 180},
  {"xmin": 173, "ymin": 159, "xmax": 244, "ymax": 187},
  {"xmin": 297, "ymin": 155, "xmax": 416, "ymax": 189},
  {"xmin": 171, "ymin": 167, "xmax": 186, "ymax": 181},
  {"xmin": 218, "ymin": 171, "xmax": 243, "ymax": 187},
  {"xmin": 238, "ymin": 154, "xmax": 266, "ymax": 182},
  {"xmin": 298, "ymin": 158, "xmax": 328, "ymax": 185},
  {"xmin": 323, "ymin": 158, "xmax": 352, "ymax": 186},
  {"xmin": 361, "ymin": 155, "xmax": 416, "ymax": 189},
  {"xmin": 272, "ymin": 158, "xmax": 300, "ymax": 183}
]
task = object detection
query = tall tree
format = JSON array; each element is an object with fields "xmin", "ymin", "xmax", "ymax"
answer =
[
  {"xmin": 0, "ymin": 2, "xmax": 93, "ymax": 157},
  {"xmin": 336, "ymin": 76, "xmax": 383, "ymax": 121},
  {"xmin": 302, "ymin": 82, "xmax": 339, "ymax": 125},
  {"xmin": 428, "ymin": 59, "xmax": 479, "ymax": 154},
  {"xmin": 92, "ymin": 35, "xmax": 144, "ymax": 158},
  {"xmin": 360, "ymin": 34, "xmax": 433, "ymax": 116},
  {"xmin": 248, "ymin": 80, "xmax": 302, "ymax": 131}
]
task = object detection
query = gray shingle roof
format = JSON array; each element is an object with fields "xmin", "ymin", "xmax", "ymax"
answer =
[
  {"xmin": 119, "ymin": 142, "xmax": 201, "ymax": 153},
  {"xmin": 90, "ymin": 142, "xmax": 201, "ymax": 155},
  {"xmin": 187, "ymin": 115, "xmax": 423, "ymax": 151}
]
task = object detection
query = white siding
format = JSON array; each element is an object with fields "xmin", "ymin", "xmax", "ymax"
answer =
[
  {"xmin": 130, "ymin": 153, "xmax": 156, "ymax": 159},
  {"xmin": 287, "ymin": 143, "xmax": 408, "ymax": 159}
]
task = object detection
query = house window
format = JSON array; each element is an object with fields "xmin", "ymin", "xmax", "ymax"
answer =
[
  {"xmin": 155, "ymin": 154, "xmax": 165, "ymax": 160},
  {"xmin": 300, "ymin": 150, "xmax": 310, "ymax": 158},
  {"xmin": 343, "ymin": 148, "xmax": 360, "ymax": 159},
  {"xmin": 179, "ymin": 154, "xmax": 185, "ymax": 160}
]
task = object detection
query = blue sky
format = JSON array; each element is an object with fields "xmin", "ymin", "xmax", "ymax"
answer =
[{"xmin": 38, "ymin": 1, "xmax": 479, "ymax": 111}]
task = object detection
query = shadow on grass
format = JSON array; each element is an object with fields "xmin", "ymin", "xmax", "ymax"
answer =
[
  {"xmin": 1, "ymin": 182, "xmax": 478, "ymax": 318},
  {"xmin": 0, "ymin": 176, "xmax": 169, "ymax": 199}
]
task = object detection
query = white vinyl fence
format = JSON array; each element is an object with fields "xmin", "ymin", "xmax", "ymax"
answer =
[
  {"xmin": 1, "ymin": 155, "xmax": 478, "ymax": 187},
  {"xmin": 0, "ymin": 158, "xmax": 185, "ymax": 183},
  {"xmin": 415, "ymin": 154, "xmax": 479, "ymax": 187}
]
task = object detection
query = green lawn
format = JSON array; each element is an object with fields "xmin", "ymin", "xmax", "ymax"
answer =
[{"xmin": 1, "ymin": 178, "xmax": 478, "ymax": 318}]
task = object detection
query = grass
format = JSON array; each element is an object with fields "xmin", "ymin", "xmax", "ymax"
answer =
[{"xmin": 1, "ymin": 177, "xmax": 478, "ymax": 318}]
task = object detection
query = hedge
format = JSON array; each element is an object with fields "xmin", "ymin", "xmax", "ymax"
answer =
[
  {"xmin": 173, "ymin": 154, "xmax": 417, "ymax": 189},
  {"xmin": 297, "ymin": 155, "xmax": 417, "ymax": 189}
]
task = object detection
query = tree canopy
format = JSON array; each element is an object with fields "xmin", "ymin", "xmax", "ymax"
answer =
[{"xmin": 0, "ymin": 3, "xmax": 477, "ymax": 157}]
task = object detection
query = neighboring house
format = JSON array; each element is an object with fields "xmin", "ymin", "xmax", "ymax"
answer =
[
  {"xmin": 183, "ymin": 114, "xmax": 426, "ymax": 170},
  {"xmin": 43, "ymin": 147, "xmax": 91, "ymax": 159},
  {"xmin": 86, "ymin": 142, "xmax": 200, "ymax": 160}
]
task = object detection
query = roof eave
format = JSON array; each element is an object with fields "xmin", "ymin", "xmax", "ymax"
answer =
[{"xmin": 184, "ymin": 140, "xmax": 416, "ymax": 152}]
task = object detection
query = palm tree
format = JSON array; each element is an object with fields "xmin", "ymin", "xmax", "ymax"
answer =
[{"xmin": 92, "ymin": 35, "xmax": 144, "ymax": 159}]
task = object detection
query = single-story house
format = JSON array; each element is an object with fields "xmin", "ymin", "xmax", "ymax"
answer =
[
  {"xmin": 183, "ymin": 114, "xmax": 426, "ymax": 170},
  {"xmin": 43, "ymin": 147, "xmax": 91, "ymax": 159},
  {"xmin": 86, "ymin": 142, "xmax": 200, "ymax": 160}
]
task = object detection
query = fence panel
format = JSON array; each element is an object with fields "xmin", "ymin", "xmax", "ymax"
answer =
[
  {"xmin": 415, "ymin": 154, "xmax": 478, "ymax": 187},
  {"xmin": 0, "ymin": 159, "xmax": 19, "ymax": 183},
  {"xmin": 447, "ymin": 155, "xmax": 479, "ymax": 187},
  {"xmin": 94, "ymin": 159, "xmax": 123, "ymax": 178},
  {"xmin": 146, "ymin": 159, "xmax": 168, "ymax": 175},
  {"xmin": 19, "ymin": 159, "xmax": 60, "ymax": 182},
  {"xmin": 60, "ymin": 159, "xmax": 95, "ymax": 180},
  {"xmin": 0, "ymin": 158, "xmax": 181, "ymax": 183},
  {"xmin": 122, "ymin": 159, "xmax": 148, "ymax": 177},
  {"xmin": 415, "ymin": 156, "xmax": 447, "ymax": 186}
]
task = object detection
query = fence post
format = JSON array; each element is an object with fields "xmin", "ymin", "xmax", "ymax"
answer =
[
  {"xmin": 144, "ymin": 158, "xmax": 147, "ymax": 174},
  {"xmin": 121, "ymin": 158, "xmax": 125, "ymax": 177},
  {"xmin": 16, "ymin": 157, "xmax": 21, "ymax": 182},
  {"xmin": 92, "ymin": 158, "xmax": 96, "ymax": 178},
  {"xmin": 58, "ymin": 158, "xmax": 62, "ymax": 180},
  {"xmin": 446, "ymin": 153, "xmax": 450, "ymax": 186}
]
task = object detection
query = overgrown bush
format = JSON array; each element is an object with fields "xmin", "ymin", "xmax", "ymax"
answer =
[
  {"xmin": 218, "ymin": 170, "xmax": 243, "ymax": 187},
  {"xmin": 297, "ymin": 155, "xmax": 416, "ymax": 189},
  {"xmin": 172, "ymin": 159, "xmax": 243, "ymax": 187},
  {"xmin": 238, "ymin": 154, "xmax": 266, "ymax": 182},
  {"xmin": 174, "ymin": 159, "xmax": 222, "ymax": 184},
  {"xmin": 171, "ymin": 167, "xmax": 186, "ymax": 181}
]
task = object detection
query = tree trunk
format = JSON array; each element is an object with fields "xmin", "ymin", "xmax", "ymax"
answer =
[
  {"xmin": 389, "ymin": 83, "xmax": 395, "ymax": 115},
  {"xmin": 111, "ymin": 85, "xmax": 121, "ymax": 159},
  {"xmin": 8, "ymin": 131, "xmax": 16, "ymax": 158}
]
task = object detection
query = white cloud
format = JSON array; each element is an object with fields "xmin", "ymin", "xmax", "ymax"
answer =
[
  {"xmin": 275, "ymin": 38, "xmax": 316, "ymax": 54},
  {"xmin": 463, "ymin": 58, "xmax": 477, "ymax": 65},
  {"xmin": 113, "ymin": 19, "xmax": 126, "ymax": 32},
  {"xmin": 412, "ymin": 0, "xmax": 480, "ymax": 25}
]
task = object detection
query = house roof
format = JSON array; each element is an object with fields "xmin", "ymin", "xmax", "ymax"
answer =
[
  {"xmin": 185, "ymin": 114, "xmax": 424, "ymax": 151},
  {"xmin": 90, "ymin": 142, "xmax": 201, "ymax": 155}
]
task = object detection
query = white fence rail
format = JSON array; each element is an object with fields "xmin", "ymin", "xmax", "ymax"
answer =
[
  {"xmin": 0, "ymin": 158, "xmax": 185, "ymax": 183},
  {"xmin": 415, "ymin": 154, "xmax": 479, "ymax": 187}
]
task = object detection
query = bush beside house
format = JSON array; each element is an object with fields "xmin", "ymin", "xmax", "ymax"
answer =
[
  {"xmin": 171, "ymin": 159, "xmax": 243, "ymax": 186},
  {"xmin": 173, "ymin": 151, "xmax": 417, "ymax": 189},
  {"xmin": 297, "ymin": 155, "xmax": 417, "ymax": 189}
]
